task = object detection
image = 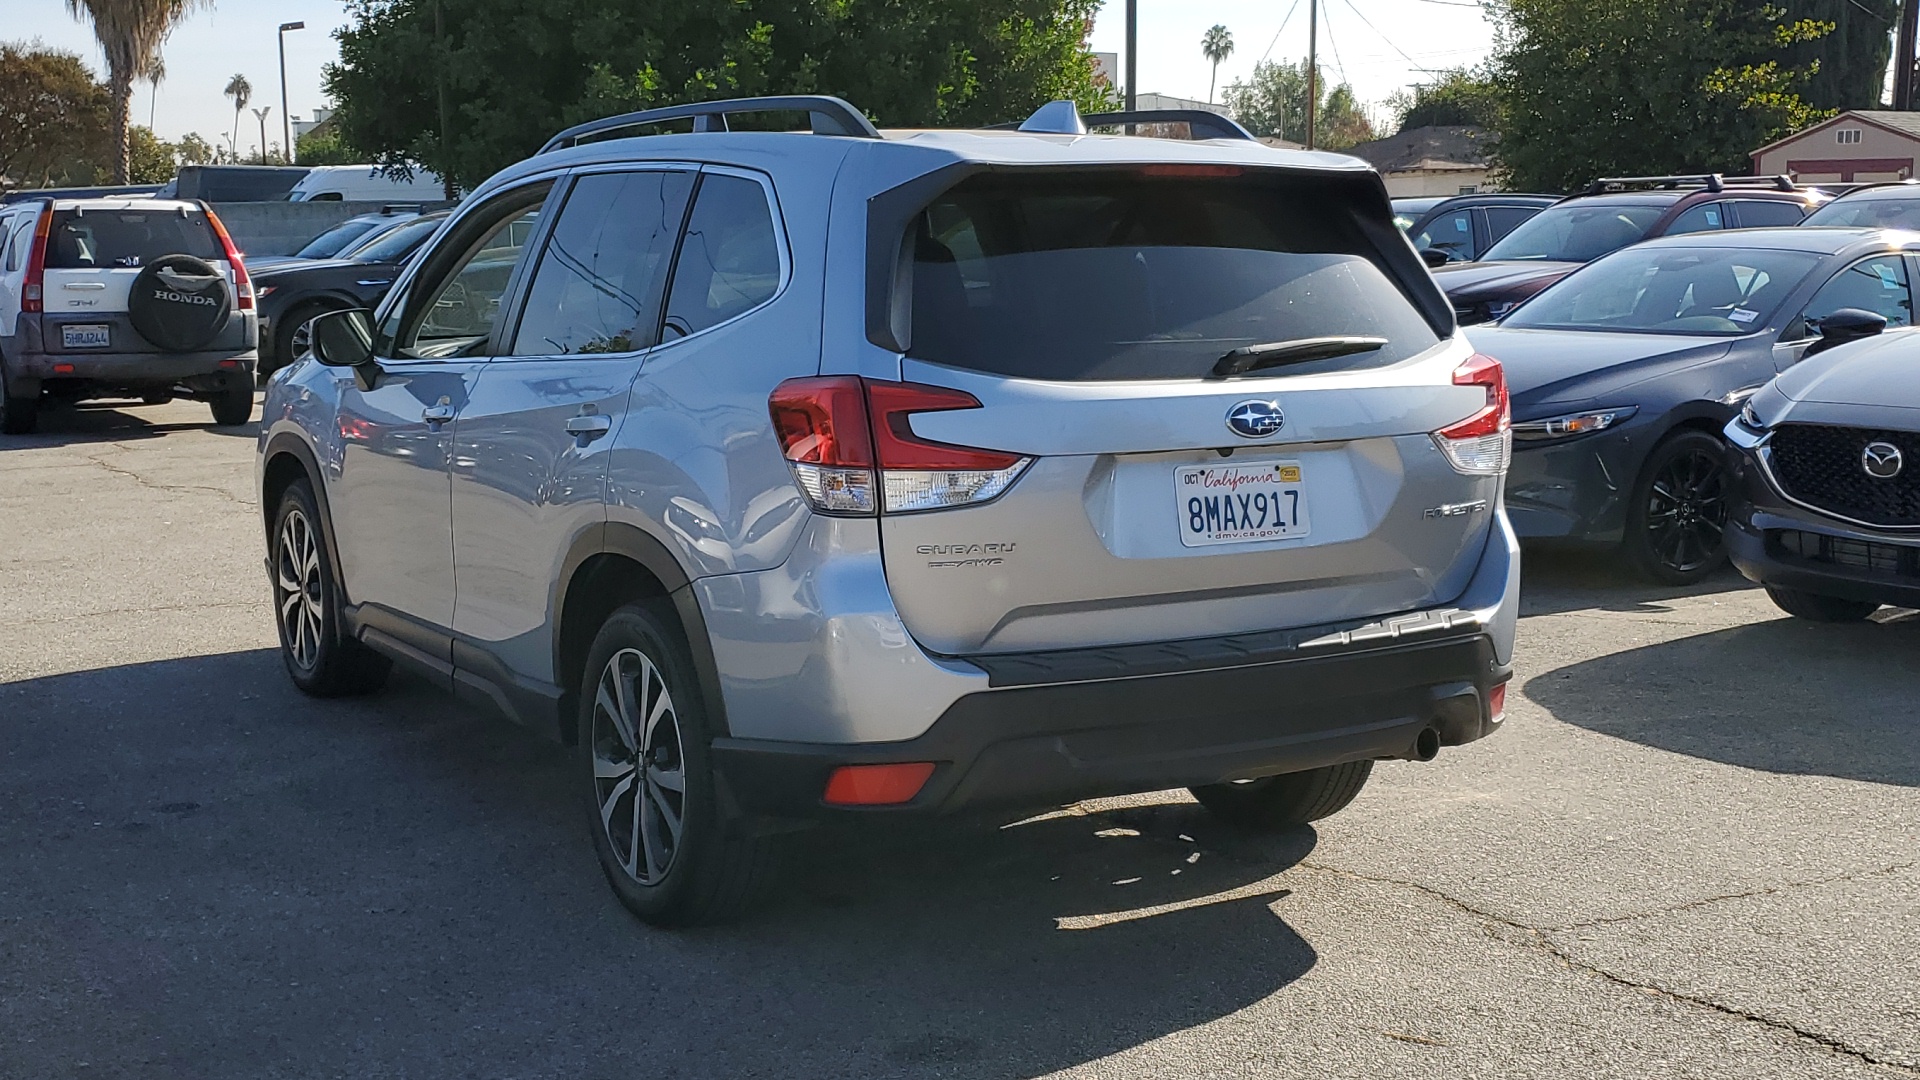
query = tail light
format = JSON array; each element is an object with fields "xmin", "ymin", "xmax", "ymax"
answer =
[
  {"xmin": 205, "ymin": 207, "xmax": 254, "ymax": 311},
  {"xmin": 21, "ymin": 205, "xmax": 51, "ymax": 314},
  {"xmin": 1433, "ymin": 352, "xmax": 1510, "ymax": 475},
  {"xmin": 768, "ymin": 377, "xmax": 1031, "ymax": 515}
]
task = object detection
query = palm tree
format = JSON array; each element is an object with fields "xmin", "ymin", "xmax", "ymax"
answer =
[
  {"xmin": 64, "ymin": 0, "xmax": 211, "ymax": 183},
  {"xmin": 1202, "ymin": 25, "xmax": 1235, "ymax": 105},
  {"xmin": 223, "ymin": 74, "xmax": 251, "ymax": 160}
]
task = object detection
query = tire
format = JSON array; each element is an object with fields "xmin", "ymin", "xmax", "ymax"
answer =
[
  {"xmin": 1765, "ymin": 585, "xmax": 1880, "ymax": 623},
  {"xmin": 0, "ymin": 373, "xmax": 36, "ymax": 435},
  {"xmin": 271, "ymin": 478, "xmax": 390, "ymax": 696},
  {"xmin": 209, "ymin": 383, "xmax": 253, "ymax": 426},
  {"xmin": 269, "ymin": 301, "xmax": 335, "ymax": 378},
  {"xmin": 1191, "ymin": 760, "xmax": 1374, "ymax": 830},
  {"xmin": 128, "ymin": 254, "xmax": 233, "ymax": 352},
  {"xmin": 579, "ymin": 601, "xmax": 772, "ymax": 926},
  {"xmin": 1625, "ymin": 429, "xmax": 1731, "ymax": 585}
]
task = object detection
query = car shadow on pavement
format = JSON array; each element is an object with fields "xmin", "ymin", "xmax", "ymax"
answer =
[
  {"xmin": 1527, "ymin": 608, "xmax": 1920, "ymax": 787},
  {"xmin": 0, "ymin": 400, "xmax": 259, "ymax": 446},
  {"xmin": 1519, "ymin": 542, "xmax": 1755, "ymax": 616},
  {"xmin": 1, "ymin": 649, "xmax": 1320, "ymax": 1079}
]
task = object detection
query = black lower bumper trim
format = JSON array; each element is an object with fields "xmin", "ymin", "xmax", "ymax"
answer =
[
  {"xmin": 1729, "ymin": 519, "xmax": 1920, "ymax": 609},
  {"xmin": 713, "ymin": 631, "xmax": 1507, "ymax": 818}
]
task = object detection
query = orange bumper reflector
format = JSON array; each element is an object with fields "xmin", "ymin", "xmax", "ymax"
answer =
[
  {"xmin": 823, "ymin": 762, "xmax": 936, "ymax": 806},
  {"xmin": 1489, "ymin": 682, "xmax": 1508, "ymax": 720}
]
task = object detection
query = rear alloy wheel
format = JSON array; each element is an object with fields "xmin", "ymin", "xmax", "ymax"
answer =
[
  {"xmin": 580, "ymin": 602, "xmax": 771, "ymax": 925},
  {"xmin": 0, "ymin": 373, "xmax": 36, "ymax": 435},
  {"xmin": 272, "ymin": 478, "xmax": 390, "ymax": 696},
  {"xmin": 1627, "ymin": 430, "xmax": 1730, "ymax": 585},
  {"xmin": 270, "ymin": 302, "xmax": 336, "ymax": 379},
  {"xmin": 209, "ymin": 383, "xmax": 253, "ymax": 426},
  {"xmin": 1765, "ymin": 585, "xmax": 1880, "ymax": 623},
  {"xmin": 1191, "ymin": 760, "xmax": 1374, "ymax": 830}
]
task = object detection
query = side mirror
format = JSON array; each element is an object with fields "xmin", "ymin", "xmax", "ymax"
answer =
[
  {"xmin": 1805, "ymin": 307, "xmax": 1888, "ymax": 358},
  {"xmin": 1420, "ymin": 247, "xmax": 1452, "ymax": 269},
  {"xmin": 308, "ymin": 308, "xmax": 377, "ymax": 369}
]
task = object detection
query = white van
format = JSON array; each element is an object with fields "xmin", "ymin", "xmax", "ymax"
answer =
[{"xmin": 285, "ymin": 165, "xmax": 444, "ymax": 202}]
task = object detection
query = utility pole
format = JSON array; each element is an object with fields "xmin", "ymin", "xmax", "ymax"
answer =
[
  {"xmin": 1305, "ymin": 0, "xmax": 1319, "ymax": 149},
  {"xmin": 1124, "ymin": 0, "xmax": 1137, "ymax": 113},
  {"xmin": 1897, "ymin": 0, "xmax": 1918, "ymax": 111}
]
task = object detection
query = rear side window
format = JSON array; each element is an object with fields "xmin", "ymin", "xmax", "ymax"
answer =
[
  {"xmin": 663, "ymin": 174, "xmax": 782, "ymax": 338},
  {"xmin": 511, "ymin": 169, "xmax": 695, "ymax": 355},
  {"xmin": 905, "ymin": 172, "xmax": 1439, "ymax": 382},
  {"xmin": 1732, "ymin": 199, "xmax": 1809, "ymax": 228},
  {"xmin": 44, "ymin": 209, "xmax": 221, "ymax": 269}
]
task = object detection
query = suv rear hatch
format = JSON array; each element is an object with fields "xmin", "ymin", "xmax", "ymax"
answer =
[
  {"xmin": 37, "ymin": 204, "xmax": 239, "ymax": 354},
  {"xmin": 781, "ymin": 166, "xmax": 1507, "ymax": 656}
]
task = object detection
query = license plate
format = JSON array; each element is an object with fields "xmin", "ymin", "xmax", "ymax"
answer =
[
  {"xmin": 62, "ymin": 324, "xmax": 110, "ymax": 349},
  {"xmin": 1175, "ymin": 460, "xmax": 1311, "ymax": 547}
]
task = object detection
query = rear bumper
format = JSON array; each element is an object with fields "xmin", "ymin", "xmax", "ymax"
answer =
[
  {"xmin": 3, "ymin": 313, "xmax": 255, "ymax": 398},
  {"xmin": 714, "ymin": 628, "xmax": 1509, "ymax": 817}
]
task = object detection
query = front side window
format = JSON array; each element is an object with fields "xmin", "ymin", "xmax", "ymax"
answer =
[
  {"xmin": 510, "ymin": 170, "xmax": 695, "ymax": 356},
  {"xmin": 344, "ymin": 215, "xmax": 445, "ymax": 263},
  {"xmin": 1802, "ymin": 195, "xmax": 1920, "ymax": 230},
  {"xmin": 1483, "ymin": 206, "xmax": 1538, "ymax": 242},
  {"xmin": 1799, "ymin": 255, "xmax": 1912, "ymax": 330},
  {"xmin": 904, "ymin": 171, "xmax": 1439, "ymax": 382},
  {"xmin": 1414, "ymin": 212, "xmax": 1475, "ymax": 260},
  {"xmin": 383, "ymin": 186, "xmax": 549, "ymax": 360},
  {"xmin": 1482, "ymin": 202, "xmax": 1667, "ymax": 262},
  {"xmin": 1502, "ymin": 246, "xmax": 1822, "ymax": 336},
  {"xmin": 1664, "ymin": 202, "xmax": 1725, "ymax": 236},
  {"xmin": 662, "ymin": 174, "xmax": 782, "ymax": 339}
]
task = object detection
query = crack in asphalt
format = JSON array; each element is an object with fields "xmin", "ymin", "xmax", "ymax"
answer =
[
  {"xmin": 81, "ymin": 445, "xmax": 253, "ymax": 508},
  {"xmin": 1293, "ymin": 860, "xmax": 1920, "ymax": 1075},
  {"xmin": 10, "ymin": 600, "xmax": 263, "ymax": 627},
  {"xmin": 1546, "ymin": 862, "xmax": 1918, "ymax": 932}
]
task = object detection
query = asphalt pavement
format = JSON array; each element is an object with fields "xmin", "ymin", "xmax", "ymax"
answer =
[{"xmin": 2, "ymin": 398, "xmax": 1916, "ymax": 1079}]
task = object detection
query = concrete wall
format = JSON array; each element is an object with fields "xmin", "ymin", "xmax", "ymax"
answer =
[
  {"xmin": 1754, "ymin": 120, "xmax": 1920, "ymax": 183},
  {"xmin": 209, "ymin": 199, "xmax": 455, "ymax": 257}
]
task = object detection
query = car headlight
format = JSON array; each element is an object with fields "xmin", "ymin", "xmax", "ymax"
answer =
[
  {"xmin": 255, "ymin": 284, "xmax": 277, "ymax": 299},
  {"xmin": 1512, "ymin": 406, "xmax": 1639, "ymax": 442}
]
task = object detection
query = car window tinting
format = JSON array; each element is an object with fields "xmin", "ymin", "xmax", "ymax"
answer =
[
  {"xmin": 43, "ymin": 209, "xmax": 221, "ymax": 269},
  {"xmin": 294, "ymin": 218, "xmax": 384, "ymax": 259},
  {"xmin": 1483, "ymin": 205, "xmax": 1537, "ymax": 241},
  {"xmin": 1802, "ymin": 196, "xmax": 1920, "ymax": 229},
  {"xmin": 663, "ymin": 174, "xmax": 781, "ymax": 339},
  {"xmin": 1415, "ymin": 212, "xmax": 1475, "ymax": 260},
  {"xmin": 904, "ymin": 172, "xmax": 1438, "ymax": 382},
  {"xmin": 345, "ymin": 216, "xmax": 444, "ymax": 262},
  {"xmin": 1732, "ymin": 200, "xmax": 1808, "ymax": 228},
  {"xmin": 511, "ymin": 170, "xmax": 695, "ymax": 356},
  {"xmin": 1481, "ymin": 203, "xmax": 1667, "ymax": 262},
  {"xmin": 1501, "ymin": 247, "xmax": 1822, "ymax": 336},
  {"xmin": 1800, "ymin": 255, "xmax": 1912, "ymax": 329},
  {"xmin": 1664, "ymin": 202, "xmax": 1724, "ymax": 236}
]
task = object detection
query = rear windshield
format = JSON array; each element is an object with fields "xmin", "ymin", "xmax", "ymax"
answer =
[
  {"xmin": 45, "ymin": 208, "xmax": 221, "ymax": 269},
  {"xmin": 294, "ymin": 218, "xmax": 386, "ymax": 259},
  {"xmin": 1481, "ymin": 201, "xmax": 1667, "ymax": 263},
  {"xmin": 343, "ymin": 215, "xmax": 444, "ymax": 262},
  {"xmin": 905, "ymin": 172, "xmax": 1438, "ymax": 381},
  {"xmin": 1802, "ymin": 195, "xmax": 1920, "ymax": 230}
]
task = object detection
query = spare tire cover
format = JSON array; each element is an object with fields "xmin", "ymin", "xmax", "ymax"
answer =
[{"xmin": 128, "ymin": 254, "xmax": 233, "ymax": 352}]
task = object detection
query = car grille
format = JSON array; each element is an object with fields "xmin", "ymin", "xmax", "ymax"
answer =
[
  {"xmin": 1769, "ymin": 529, "xmax": 1920, "ymax": 578},
  {"xmin": 1768, "ymin": 424, "xmax": 1920, "ymax": 527}
]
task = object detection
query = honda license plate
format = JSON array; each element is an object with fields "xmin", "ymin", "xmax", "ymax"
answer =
[
  {"xmin": 62, "ymin": 324, "xmax": 110, "ymax": 349},
  {"xmin": 1175, "ymin": 460, "xmax": 1311, "ymax": 547}
]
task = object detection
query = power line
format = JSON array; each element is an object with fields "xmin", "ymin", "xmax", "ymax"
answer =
[
  {"xmin": 1259, "ymin": 0, "xmax": 1305, "ymax": 65},
  {"xmin": 1334, "ymin": 0, "xmax": 1449, "ymax": 74},
  {"xmin": 1322, "ymin": 3, "xmax": 1350, "ymax": 86}
]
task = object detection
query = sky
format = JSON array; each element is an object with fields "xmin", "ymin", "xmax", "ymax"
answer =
[{"xmin": 8, "ymin": 0, "xmax": 1499, "ymax": 152}]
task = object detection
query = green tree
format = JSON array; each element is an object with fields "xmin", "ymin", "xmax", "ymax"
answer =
[
  {"xmin": 1201, "ymin": 24, "xmax": 1233, "ymax": 105},
  {"xmin": 325, "ymin": 0, "xmax": 1109, "ymax": 194},
  {"xmin": 126, "ymin": 123, "xmax": 177, "ymax": 181},
  {"xmin": 176, "ymin": 131, "xmax": 214, "ymax": 164},
  {"xmin": 1490, "ymin": 0, "xmax": 1833, "ymax": 192},
  {"xmin": 0, "ymin": 43, "xmax": 112, "ymax": 188},
  {"xmin": 1782, "ymin": 0, "xmax": 1897, "ymax": 110},
  {"xmin": 62, "ymin": 0, "xmax": 211, "ymax": 184},
  {"xmin": 222, "ymin": 73, "xmax": 250, "ymax": 159},
  {"xmin": 1387, "ymin": 67, "xmax": 1503, "ymax": 132},
  {"xmin": 1222, "ymin": 60, "xmax": 1374, "ymax": 150},
  {"xmin": 295, "ymin": 126, "xmax": 360, "ymax": 165}
]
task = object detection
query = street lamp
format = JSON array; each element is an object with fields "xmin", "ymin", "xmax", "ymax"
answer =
[
  {"xmin": 278, "ymin": 21, "xmax": 306, "ymax": 164},
  {"xmin": 253, "ymin": 106, "xmax": 272, "ymax": 164}
]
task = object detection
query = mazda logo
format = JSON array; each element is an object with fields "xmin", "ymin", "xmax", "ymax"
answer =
[
  {"xmin": 1226, "ymin": 400, "xmax": 1285, "ymax": 439},
  {"xmin": 1862, "ymin": 441, "xmax": 1905, "ymax": 479}
]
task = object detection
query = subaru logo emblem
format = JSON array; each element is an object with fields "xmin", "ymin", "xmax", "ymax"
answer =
[
  {"xmin": 1862, "ymin": 441, "xmax": 1905, "ymax": 479},
  {"xmin": 1226, "ymin": 400, "xmax": 1285, "ymax": 439}
]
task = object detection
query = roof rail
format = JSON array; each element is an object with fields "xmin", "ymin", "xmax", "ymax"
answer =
[
  {"xmin": 1580, "ymin": 173, "xmax": 1798, "ymax": 196},
  {"xmin": 1010, "ymin": 100, "xmax": 1255, "ymax": 141},
  {"xmin": 538, "ymin": 95, "xmax": 880, "ymax": 154}
]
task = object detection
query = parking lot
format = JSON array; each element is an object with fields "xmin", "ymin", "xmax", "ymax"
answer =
[{"xmin": 2, "ymin": 398, "xmax": 1917, "ymax": 1079}]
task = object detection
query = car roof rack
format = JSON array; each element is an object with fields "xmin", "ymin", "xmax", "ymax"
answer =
[
  {"xmin": 1581, "ymin": 173, "xmax": 1797, "ymax": 196},
  {"xmin": 1008, "ymin": 100, "xmax": 1255, "ymax": 141},
  {"xmin": 538, "ymin": 95, "xmax": 881, "ymax": 154}
]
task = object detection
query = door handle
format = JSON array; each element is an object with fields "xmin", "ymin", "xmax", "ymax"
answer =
[
  {"xmin": 422, "ymin": 403, "xmax": 455, "ymax": 424},
  {"xmin": 565, "ymin": 413, "xmax": 613, "ymax": 440}
]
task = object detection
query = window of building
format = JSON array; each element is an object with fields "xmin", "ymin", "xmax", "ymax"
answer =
[{"xmin": 1837, "ymin": 128, "xmax": 1863, "ymax": 145}]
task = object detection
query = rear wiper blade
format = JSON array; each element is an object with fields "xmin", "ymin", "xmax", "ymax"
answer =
[{"xmin": 1209, "ymin": 336, "xmax": 1389, "ymax": 379}]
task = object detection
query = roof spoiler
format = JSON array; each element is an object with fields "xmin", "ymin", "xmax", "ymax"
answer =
[
  {"xmin": 1009, "ymin": 100, "xmax": 1255, "ymax": 141},
  {"xmin": 538, "ymin": 95, "xmax": 880, "ymax": 154},
  {"xmin": 1581, "ymin": 173, "xmax": 1797, "ymax": 196}
]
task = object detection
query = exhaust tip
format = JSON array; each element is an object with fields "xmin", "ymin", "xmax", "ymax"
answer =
[{"xmin": 1411, "ymin": 726, "xmax": 1441, "ymax": 763}]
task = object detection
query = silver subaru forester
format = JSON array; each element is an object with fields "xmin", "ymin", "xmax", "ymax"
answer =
[{"xmin": 256, "ymin": 96, "xmax": 1519, "ymax": 925}]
